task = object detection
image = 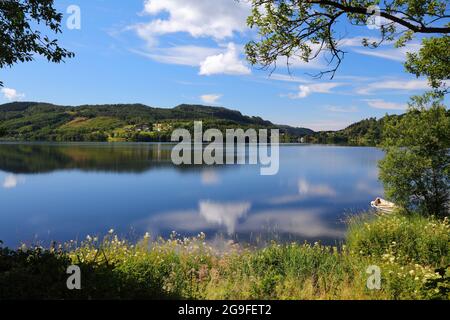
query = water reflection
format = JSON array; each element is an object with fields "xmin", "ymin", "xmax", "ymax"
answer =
[
  {"xmin": 268, "ymin": 178, "xmax": 337, "ymax": 205},
  {"xmin": 199, "ymin": 201, "xmax": 251, "ymax": 235},
  {"xmin": 0, "ymin": 143, "xmax": 385, "ymax": 247},
  {"xmin": 238, "ymin": 209, "xmax": 345, "ymax": 239},
  {"xmin": 142, "ymin": 206, "xmax": 344, "ymax": 244},
  {"xmin": 0, "ymin": 142, "xmax": 174, "ymax": 174},
  {"xmin": 2, "ymin": 174, "xmax": 25, "ymax": 189},
  {"xmin": 298, "ymin": 179, "xmax": 337, "ymax": 197},
  {"xmin": 201, "ymin": 170, "xmax": 221, "ymax": 186},
  {"xmin": 0, "ymin": 142, "xmax": 277, "ymax": 174}
]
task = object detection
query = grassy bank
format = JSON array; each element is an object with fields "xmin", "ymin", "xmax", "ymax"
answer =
[{"xmin": 1, "ymin": 213, "xmax": 449, "ymax": 300}]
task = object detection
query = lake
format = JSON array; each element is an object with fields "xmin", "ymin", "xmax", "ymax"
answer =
[{"xmin": 0, "ymin": 142, "xmax": 385, "ymax": 247}]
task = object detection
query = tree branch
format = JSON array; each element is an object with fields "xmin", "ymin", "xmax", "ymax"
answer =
[{"xmin": 309, "ymin": 0, "xmax": 450, "ymax": 34}]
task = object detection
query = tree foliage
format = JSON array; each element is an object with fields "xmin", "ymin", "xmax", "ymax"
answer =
[
  {"xmin": 405, "ymin": 36, "xmax": 450, "ymax": 92},
  {"xmin": 379, "ymin": 95, "xmax": 450, "ymax": 217},
  {"xmin": 306, "ymin": 115, "xmax": 400, "ymax": 145},
  {"xmin": 0, "ymin": 0, "xmax": 74, "ymax": 86},
  {"xmin": 245, "ymin": 0, "xmax": 450, "ymax": 80}
]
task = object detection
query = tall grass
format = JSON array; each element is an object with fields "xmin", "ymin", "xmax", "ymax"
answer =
[
  {"xmin": 1, "ymin": 213, "xmax": 449, "ymax": 300},
  {"xmin": 347, "ymin": 213, "xmax": 450, "ymax": 266}
]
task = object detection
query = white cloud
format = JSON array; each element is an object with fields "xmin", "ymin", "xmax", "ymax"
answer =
[
  {"xmin": 353, "ymin": 43, "xmax": 421, "ymax": 62},
  {"xmin": 134, "ymin": 0, "xmax": 250, "ymax": 44},
  {"xmin": 364, "ymin": 99, "xmax": 407, "ymax": 110},
  {"xmin": 131, "ymin": 46, "xmax": 221, "ymax": 66},
  {"xmin": 129, "ymin": 1, "xmax": 251, "ymax": 77},
  {"xmin": 200, "ymin": 94, "xmax": 222, "ymax": 104},
  {"xmin": 268, "ymin": 73, "xmax": 309, "ymax": 83},
  {"xmin": 132, "ymin": 42, "xmax": 250, "ymax": 76},
  {"xmin": 336, "ymin": 37, "xmax": 421, "ymax": 63},
  {"xmin": 268, "ymin": 37, "xmax": 378, "ymax": 72},
  {"xmin": 1, "ymin": 88, "xmax": 25, "ymax": 101},
  {"xmin": 326, "ymin": 105, "xmax": 358, "ymax": 113},
  {"xmin": 288, "ymin": 82, "xmax": 344, "ymax": 99},
  {"xmin": 276, "ymin": 55, "xmax": 327, "ymax": 70},
  {"xmin": 356, "ymin": 79, "xmax": 430, "ymax": 95},
  {"xmin": 339, "ymin": 36, "xmax": 380, "ymax": 47},
  {"xmin": 199, "ymin": 200, "xmax": 251, "ymax": 235},
  {"xmin": 199, "ymin": 43, "xmax": 251, "ymax": 76}
]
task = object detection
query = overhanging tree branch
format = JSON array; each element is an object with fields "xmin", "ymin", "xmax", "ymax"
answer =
[
  {"xmin": 310, "ymin": 0, "xmax": 450, "ymax": 34},
  {"xmin": 246, "ymin": 0, "xmax": 450, "ymax": 84}
]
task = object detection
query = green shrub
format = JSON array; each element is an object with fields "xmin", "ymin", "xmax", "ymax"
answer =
[{"xmin": 347, "ymin": 212, "xmax": 450, "ymax": 266}]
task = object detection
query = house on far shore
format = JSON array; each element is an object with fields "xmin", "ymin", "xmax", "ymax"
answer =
[
  {"xmin": 153, "ymin": 123, "xmax": 172, "ymax": 132},
  {"xmin": 135, "ymin": 124, "xmax": 151, "ymax": 132}
]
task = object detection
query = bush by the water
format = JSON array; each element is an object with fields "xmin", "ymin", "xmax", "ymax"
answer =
[{"xmin": 0, "ymin": 213, "xmax": 449, "ymax": 300}]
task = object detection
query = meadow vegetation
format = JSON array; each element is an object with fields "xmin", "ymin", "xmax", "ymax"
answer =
[{"xmin": 1, "ymin": 212, "xmax": 449, "ymax": 300}]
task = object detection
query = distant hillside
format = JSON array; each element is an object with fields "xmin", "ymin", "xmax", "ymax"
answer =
[
  {"xmin": 304, "ymin": 115, "xmax": 402, "ymax": 146},
  {"xmin": 0, "ymin": 102, "xmax": 314, "ymax": 142}
]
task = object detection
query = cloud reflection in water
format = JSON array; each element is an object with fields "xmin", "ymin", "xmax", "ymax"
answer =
[
  {"xmin": 2, "ymin": 174, "xmax": 25, "ymax": 189},
  {"xmin": 199, "ymin": 200, "xmax": 251, "ymax": 234},
  {"xmin": 141, "ymin": 201, "xmax": 343, "ymax": 240}
]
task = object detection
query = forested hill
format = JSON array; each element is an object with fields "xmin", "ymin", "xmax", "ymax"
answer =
[
  {"xmin": 0, "ymin": 102, "xmax": 314, "ymax": 142},
  {"xmin": 305, "ymin": 116, "xmax": 400, "ymax": 146}
]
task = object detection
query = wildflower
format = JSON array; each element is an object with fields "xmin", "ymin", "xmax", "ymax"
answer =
[
  {"xmin": 144, "ymin": 232, "xmax": 150, "ymax": 239},
  {"xmin": 198, "ymin": 232, "xmax": 206, "ymax": 240},
  {"xmin": 108, "ymin": 229, "xmax": 114, "ymax": 234}
]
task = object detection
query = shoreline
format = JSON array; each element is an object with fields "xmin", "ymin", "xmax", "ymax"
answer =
[
  {"xmin": 1, "ymin": 212, "xmax": 448, "ymax": 300},
  {"xmin": 0, "ymin": 140, "xmax": 379, "ymax": 148}
]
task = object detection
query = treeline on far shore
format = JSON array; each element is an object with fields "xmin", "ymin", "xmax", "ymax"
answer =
[{"xmin": 2, "ymin": 101, "xmax": 446, "ymax": 146}]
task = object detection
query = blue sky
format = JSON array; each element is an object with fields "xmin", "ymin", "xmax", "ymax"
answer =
[{"xmin": 0, "ymin": 0, "xmax": 440, "ymax": 130}]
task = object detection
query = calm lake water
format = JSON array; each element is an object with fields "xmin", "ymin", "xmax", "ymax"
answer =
[{"xmin": 0, "ymin": 143, "xmax": 385, "ymax": 247}]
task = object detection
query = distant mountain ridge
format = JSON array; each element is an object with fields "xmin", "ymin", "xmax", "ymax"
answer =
[{"xmin": 0, "ymin": 102, "xmax": 314, "ymax": 142}]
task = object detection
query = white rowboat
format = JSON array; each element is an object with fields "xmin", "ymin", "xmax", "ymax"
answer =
[{"xmin": 371, "ymin": 197, "xmax": 397, "ymax": 214}]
